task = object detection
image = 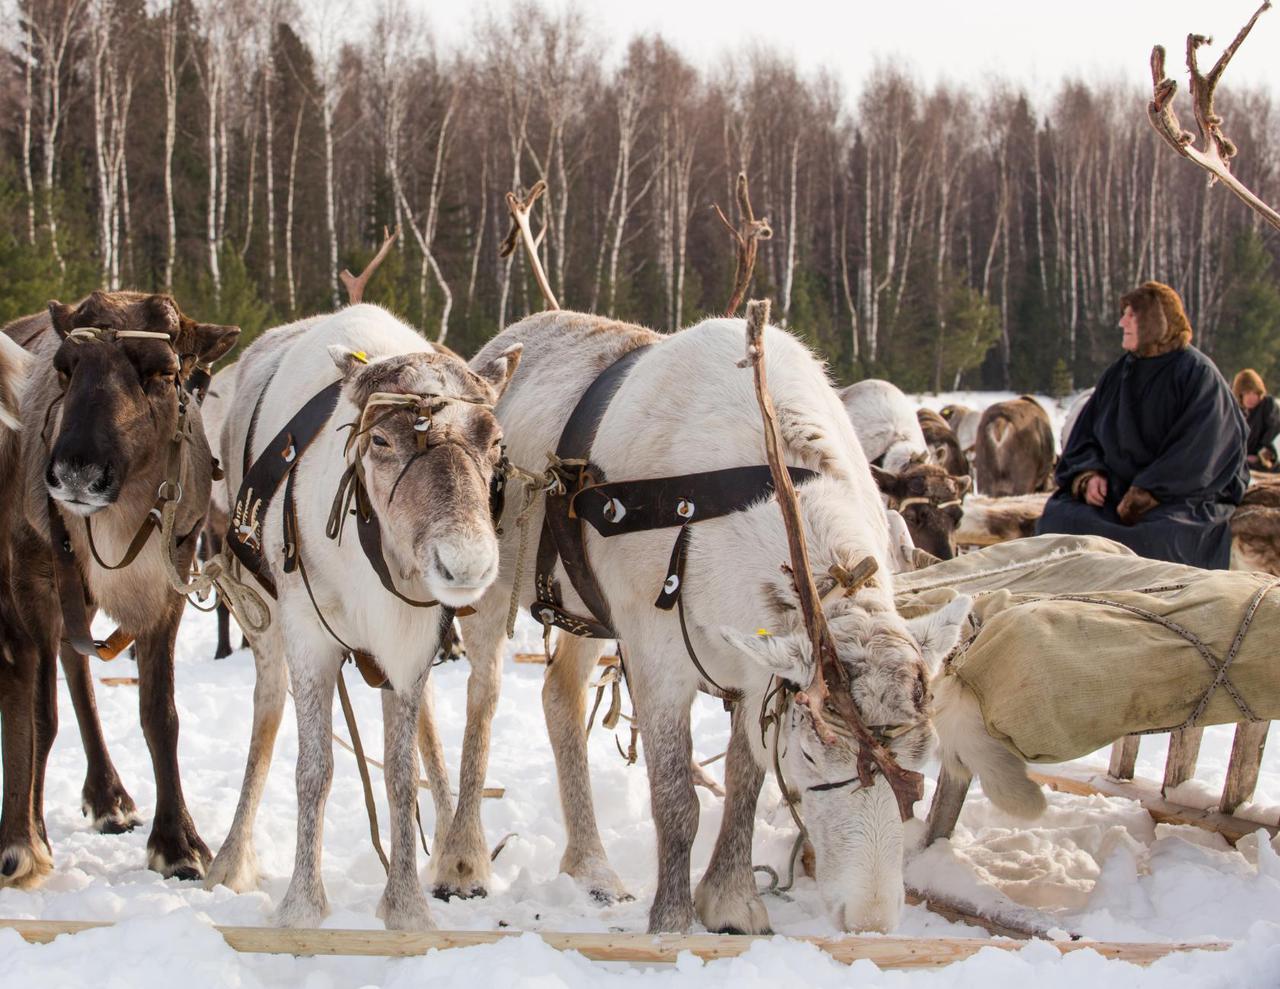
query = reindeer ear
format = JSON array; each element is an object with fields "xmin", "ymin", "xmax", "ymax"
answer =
[
  {"xmin": 719, "ymin": 627, "xmax": 813, "ymax": 686},
  {"xmin": 869, "ymin": 464, "xmax": 900, "ymax": 496},
  {"xmin": 475, "ymin": 343, "xmax": 522, "ymax": 400},
  {"xmin": 328, "ymin": 345, "xmax": 373, "ymax": 379},
  {"xmin": 904, "ymin": 593, "xmax": 972, "ymax": 671},
  {"xmin": 189, "ymin": 323, "xmax": 239, "ymax": 365},
  {"xmin": 48, "ymin": 301, "xmax": 76, "ymax": 339},
  {"xmin": 953, "ymin": 474, "xmax": 973, "ymax": 497}
]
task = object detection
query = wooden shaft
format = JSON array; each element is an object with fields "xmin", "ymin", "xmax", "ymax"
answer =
[
  {"xmin": 0, "ymin": 919, "xmax": 1230, "ymax": 969},
  {"xmin": 1220, "ymin": 721, "xmax": 1270, "ymax": 815},
  {"xmin": 1162, "ymin": 727, "xmax": 1204, "ymax": 794},
  {"xmin": 1107, "ymin": 735, "xmax": 1141, "ymax": 780}
]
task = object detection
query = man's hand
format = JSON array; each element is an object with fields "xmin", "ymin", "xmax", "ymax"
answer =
[{"xmin": 1084, "ymin": 473, "xmax": 1108, "ymax": 507}]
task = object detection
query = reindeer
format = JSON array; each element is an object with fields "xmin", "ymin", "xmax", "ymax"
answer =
[
  {"xmin": 204, "ymin": 304, "xmax": 518, "ymax": 930},
  {"xmin": 973, "ymin": 396, "xmax": 1056, "ymax": 497},
  {"xmin": 917, "ymin": 408, "xmax": 969, "ymax": 479},
  {"xmin": 939, "ymin": 403, "xmax": 982, "ymax": 465},
  {"xmin": 450, "ymin": 312, "xmax": 970, "ymax": 934},
  {"xmin": 198, "ymin": 364, "xmax": 240, "ymax": 659},
  {"xmin": 871, "ymin": 462, "xmax": 971, "ymax": 561},
  {"xmin": 0, "ymin": 292, "xmax": 237, "ymax": 888},
  {"xmin": 838, "ymin": 379, "xmax": 928, "ymax": 473}
]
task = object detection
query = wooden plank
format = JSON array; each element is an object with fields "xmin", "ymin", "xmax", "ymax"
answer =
[
  {"xmin": 1220, "ymin": 721, "xmax": 1270, "ymax": 815},
  {"xmin": 0, "ymin": 919, "xmax": 1230, "ymax": 969},
  {"xmin": 1107, "ymin": 735, "xmax": 1141, "ymax": 780},
  {"xmin": 924, "ymin": 766, "xmax": 972, "ymax": 845},
  {"xmin": 1162, "ymin": 727, "xmax": 1204, "ymax": 795},
  {"xmin": 99, "ymin": 676, "xmax": 138, "ymax": 687},
  {"xmin": 514, "ymin": 653, "xmax": 618, "ymax": 666},
  {"xmin": 1029, "ymin": 766, "xmax": 1278, "ymax": 845}
]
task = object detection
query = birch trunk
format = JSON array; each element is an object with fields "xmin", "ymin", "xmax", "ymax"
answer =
[{"xmin": 285, "ymin": 105, "xmax": 304, "ymax": 313}]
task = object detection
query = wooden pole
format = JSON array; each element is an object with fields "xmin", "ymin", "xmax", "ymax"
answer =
[
  {"xmin": 0, "ymin": 919, "xmax": 1230, "ymax": 969},
  {"xmin": 739, "ymin": 299, "xmax": 923, "ymax": 820}
]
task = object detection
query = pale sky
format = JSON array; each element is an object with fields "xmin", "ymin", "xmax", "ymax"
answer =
[{"xmin": 409, "ymin": 0, "xmax": 1280, "ymax": 103}]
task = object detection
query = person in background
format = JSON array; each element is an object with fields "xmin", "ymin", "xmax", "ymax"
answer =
[
  {"xmin": 1037, "ymin": 281, "xmax": 1248, "ymax": 569},
  {"xmin": 1232, "ymin": 368, "xmax": 1280, "ymax": 472}
]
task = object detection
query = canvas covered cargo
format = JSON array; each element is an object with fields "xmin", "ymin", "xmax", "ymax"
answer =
[{"xmin": 895, "ymin": 534, "xmax": 1280, "ymax": 763}]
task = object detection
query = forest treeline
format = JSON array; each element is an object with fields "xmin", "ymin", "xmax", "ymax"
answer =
[{"xmin": 5, "ymin": 0, "xmax": 1280, "ymax": 392}]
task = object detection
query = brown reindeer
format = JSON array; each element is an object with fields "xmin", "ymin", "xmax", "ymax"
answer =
[
  {"xmin": 0, "ymin": 291, "xmax": 237, "ymax": 888},
  {"xmin": 870, "ymin": 461, "xmax": 971, "ymax": 560},
  {"xmin": 917, "ymin": 408, "xmax": 970, "ymax": 479},
  {"xmin": 973, "ymin": 396, "xmax": 1056, "ymax": 497}
]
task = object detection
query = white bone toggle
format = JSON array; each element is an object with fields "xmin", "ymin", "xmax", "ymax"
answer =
[
  {"xmin": 663, "ymin": 574, "xmax": 680, "ymax": 595},
  {"xmin": 603, "ymin": 497, "xmax": 627, "ymax": 523},
  {"xmin": 676, "ymin": 499, "xmax": 695, "ymax": 519}
]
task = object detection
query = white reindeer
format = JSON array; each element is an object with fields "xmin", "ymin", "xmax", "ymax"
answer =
[
  {"xmin": 204, "ymin": 304, "xmax": 519, "ymax": 930},
  {"xmin": 839, "ymin": 379, "xmax": 929, "ymax": 473},
  {"xmin": 447, "ymin": 312, "xmax": 970, "ymax": 934}
]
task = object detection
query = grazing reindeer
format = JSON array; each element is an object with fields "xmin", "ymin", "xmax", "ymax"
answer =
[
  {"xmin": 205, "ymin": 304, "xmax": 518, "ymax": 930},
  {"xmin": 453, "ymin": 312, "xmax": 970, "ymax": 934},
  {"xmin": 871, "ymin": 462, "xmax": 971, "ymax": 561},
  {"xmin": 973, "ymin": 396, "xmax": 1056, "ymax": 496},
  {"xmin": 0, "ymin": 291, "xmax": 237, "ymax": 887},
  {"xmin": 916, "ymin": 408, "xmax": 970, "ymax": 479},
  {"xmin": 838, "ymin": 379, "xmax": 928, "ymax": 473}
]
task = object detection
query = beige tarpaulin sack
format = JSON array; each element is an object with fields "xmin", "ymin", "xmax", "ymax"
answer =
[{"xmin": 895, "ymin": 535, "xmax": 1280, "ymax": 763}]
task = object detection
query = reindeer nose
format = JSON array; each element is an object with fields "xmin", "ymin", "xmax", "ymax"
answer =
[{"xmin": 90, "ymin": 463, "xmax": 114, "ymax": 494}]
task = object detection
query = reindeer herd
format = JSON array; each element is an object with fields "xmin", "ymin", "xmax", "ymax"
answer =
[{"xmin": 0, "ymin": 282, "xmax": 1274, "ymax": 939}]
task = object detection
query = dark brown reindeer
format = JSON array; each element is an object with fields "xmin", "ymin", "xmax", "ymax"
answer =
[
  {"xmin": 917, "ymin": 407, "xmax": 970, "ymax": 479},
  {"xmin": 870, "ymin": 461, "xmax": 971, "ymax": 561},
  {"xmin": 973, "ymin": 396, "xmax": 1056, "ymax": 497},
  {"xmin": 0, "ymin": 291, "xmax": 237, "ymax": 888}
]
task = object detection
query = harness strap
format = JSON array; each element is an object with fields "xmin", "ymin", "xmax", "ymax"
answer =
[{"xmin": 335, "ymin": 671, "xmax": 390, "ymax": 871}]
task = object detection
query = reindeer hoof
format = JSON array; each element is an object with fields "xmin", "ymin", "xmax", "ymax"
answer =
[
  {"xmin": 432, "ymin": 881, "xmax": 487, "ymax": 901},
  {"xmin": 147, "ymin": 814, "xmax": 212, "ymax": 881},
  {"xmin": 82, "ymin": 778, "xmax": 141, "ymax": 835},
  {"xmin": 0, "ymin": 838, "xmax": 54, "ymax": 889}
]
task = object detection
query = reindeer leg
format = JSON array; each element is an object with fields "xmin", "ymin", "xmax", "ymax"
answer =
[
  {"xmin": 31, "ymin": 641, "xmax": 58, "ymax": 849},
  {"xmin": 377, "ymin": 672, "xmax": 435, "ymax": 931},
  {"xmin": 206, "ymin": 619, "xmax": 287, "ymax": 892},
  {"xmin": 416, "ymin": 679, "xmax": 454, "ymax": 848},
  {"xmin": 432, "ymin": 612, "xmax": 503, "ymax": 900},
  {"xmin": 0, "ymin": 634, "xmax": 51, "ymax": 889},
  {"xmin": 276, "ymin": 650, "xmax": 340, "ymax": 928},
  {"xmin": 695, "ymin": 701, "xmax": 771, "ymax": 934},
  {"xmin": 633, "ymin": 673, "xmax": 699, "ymax": 934},
  {"xmin": 60, "ymin": 641, "xmax": 140, "ymax": 833},
  {"xmin": 137, "ymin": 599, "xmax": 211, "ymax": 880},
  {"xmin": 544, "ymin": 634, "xmax": 630, "ymax": 903}
]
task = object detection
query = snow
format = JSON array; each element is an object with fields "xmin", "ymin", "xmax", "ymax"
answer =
[{"xmin": 5, "ymin": 389, "xmax": 1279, "ymax": 985}]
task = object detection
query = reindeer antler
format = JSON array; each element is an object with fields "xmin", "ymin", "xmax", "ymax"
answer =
[
  {"xmin": 740, "ymin": 299, "xmax": 923, "ymax": 821},
  {"xmin": 1148, "ymin": 2, "xmax": 1280, "ymax": 231},
  {"xmin": 340, "ymin": 226, "xmax": 401, "ymax": 305},
  {"xmin": 500, "ymin": 181, "xmax": 559, "ymax": 311},
  {"xmin": 713, "ymin": 173, "xmax": 772, "ymax": 318}
]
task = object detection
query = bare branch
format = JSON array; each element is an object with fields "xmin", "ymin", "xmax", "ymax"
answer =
[
  {"xmin": 713, "ymin": 172, "xmax": 773, "ymax": 317},
  {"xmin": 340, "ymin": 225, "xmax": 401, "ymax": 305},
  {"xmin": 500, "ymin": 180, "xmax": 560, "ymax": 310},
  {"xmin": 1147, "ymin": 2, "xmax": 1280, "ymax": 231},
  {"xmin": 740, "ymin": 299, "xmax": 923, "ymax": 822}
]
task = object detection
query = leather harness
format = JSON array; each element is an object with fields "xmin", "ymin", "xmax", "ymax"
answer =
[
  {"xmin": 530, "ymin": 344, "xmax": 817, "ymax": 695},
  {"xmin": 227, "ymin": 373, "xmax": 500, "ymax": 689}
]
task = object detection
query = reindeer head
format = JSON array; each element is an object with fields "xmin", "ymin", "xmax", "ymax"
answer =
[
  {"xmin": 871, "ymin": 462, "xmax": 970, "ymax": 560},
  {"xmin": 722, "ymin": 569, "xmax": 971, "ymax": 932},
  {"xmin": 45, "ymin": 291, "xmax": 237, "ymax": 515},
  {"xmin": 329, "ymin": 342, "xmax": 521, "ymax": 607}
]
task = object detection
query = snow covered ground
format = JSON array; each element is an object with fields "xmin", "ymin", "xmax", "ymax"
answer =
[
  {"xmin": 3, "ymin": 603, "xmax": 1279, "ymax": 986},
  {"xmin": 4, "ymin": 388, "xmax": 1280, "ymax": 985}
]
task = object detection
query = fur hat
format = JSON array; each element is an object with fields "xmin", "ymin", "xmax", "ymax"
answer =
[
  {"xmin": 1233, "ymin": 368, "xmax": 1266, "ymax": 404},
  {"xmin": 1120, "ymin": 281, "xmax": 1192, "ymax": 357}
]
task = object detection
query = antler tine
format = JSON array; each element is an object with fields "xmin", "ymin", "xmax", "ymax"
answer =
[
  {"xmin": 340, "ymin": 225, "xmax": 401, "ymax": 306},
  {"xmin": 1147, "ymin": 3, "xmax": 1280, "ymax": 231},
  {"xmin": 500, "ymin": 181, "xmax": 559, "ymax": 310},
  {"xmin": 715, "ymin": 172, "xmax": 773, "ymax": 318}
]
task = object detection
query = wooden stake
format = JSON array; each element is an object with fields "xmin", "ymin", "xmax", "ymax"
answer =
[
  {"xmin": 713, "ymin": 173, "xmax": 772, "ymax": 317},
  {"xmin": 500, "ymin": 181, "xmax": 559, "ymax": 310},
  {"xmin": 739, "ymin": 299, "xmax": 923, "ymax": 820},
  {"xmin": 0, "ymin": 919, "xmax": 1230, "ymax": 969}
]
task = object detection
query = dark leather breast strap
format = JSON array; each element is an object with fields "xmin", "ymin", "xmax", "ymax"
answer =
[
  {"xmin": 533, "ymin": 345, "xmax": 653, "ymax": 638},
  {"xmin": 228, "ymin": 379, "xmax": 343, "ymax": 598}
]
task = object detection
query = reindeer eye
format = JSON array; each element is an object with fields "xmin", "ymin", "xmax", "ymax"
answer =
[{"xmin": 371, "ymin": 434, "xmax": 390, "ymax": 448}]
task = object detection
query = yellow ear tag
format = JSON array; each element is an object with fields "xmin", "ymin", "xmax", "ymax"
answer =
[
  {"xmin": 352, "ymin": 350, "xmax": 369, "ymax": 364},
  {"xmin": 755, "ymin": 628, "xmax": 771, "ymax": 638}
]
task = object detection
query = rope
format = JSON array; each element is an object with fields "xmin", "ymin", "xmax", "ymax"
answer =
[{"xmin": 500, "ymin": 460, "xmax": 553, "ymax": 639}]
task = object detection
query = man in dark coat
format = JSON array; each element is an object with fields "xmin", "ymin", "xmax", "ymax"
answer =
[{"xmin": 1037, "ymin": 281, "xmax": 1248, "ymax": 569}]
